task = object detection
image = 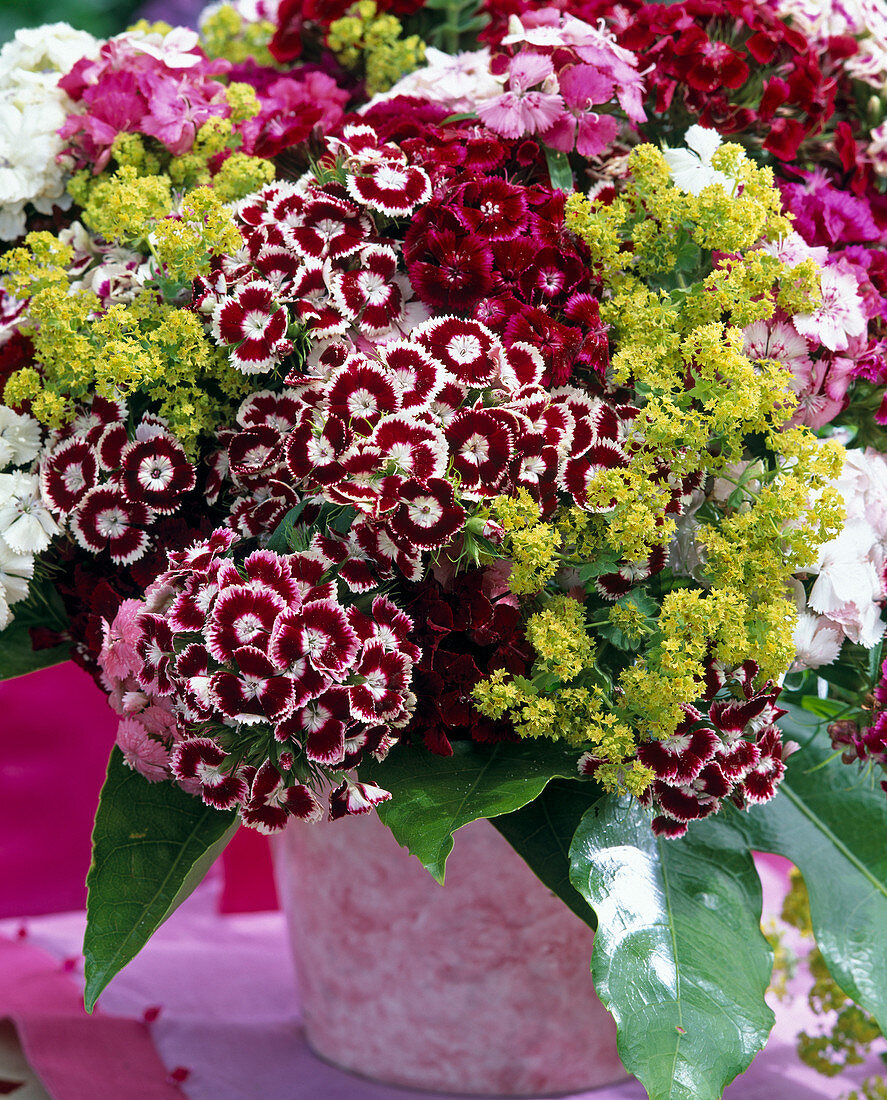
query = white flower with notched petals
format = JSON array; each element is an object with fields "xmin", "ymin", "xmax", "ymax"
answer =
[
  {"xmin": 663, "ymin": 125, "xmax": 736, "ymax": 196},
  {"xmin": 366, "ymin": 47, "xmax": 503, "ymax": 113},
  {"xmin": 0, "ymin": 471, "xmax": 60, "ymax": 554},
  {"xmin": 791, "ymin": 612, "xmax": 845, "ymax": 671},
  {"xmin": 793, "ymin": 265, "xmax": 868, "ymax": 353},
  {"xmin": 0, "ymin": 407, "xmax": 41, "ymax": 469},
  {"xmin": 0, "ymin": 23, "xmax": 100, "ymax": 240},
  {"xmin": 0, "ymin": 535, "xmax": 33, "ymax": 606}
]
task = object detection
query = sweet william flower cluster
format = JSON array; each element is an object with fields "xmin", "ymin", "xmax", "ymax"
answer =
[{"xmin": 0, "ymin": 0, "xmax": 883, "ymax": 847}]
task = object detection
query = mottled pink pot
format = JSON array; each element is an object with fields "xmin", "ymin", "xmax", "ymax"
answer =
[{"xmin": 272, "ymin": 813, "xmax": 628, "ymax": 1096}]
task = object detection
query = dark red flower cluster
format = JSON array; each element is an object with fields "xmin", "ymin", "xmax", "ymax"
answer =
[
  {"xmin": 399, "ymin": 566, "xmax": 534, "ymax": 755},
  {"xmin": 829, "ymin": 657, "xmax": 887, "ymax": 795},
  {"xmin": 40, "ymin": 397, "xmax": 196, "ymax": 565},
  {"xmin": 359, "ymin": 108, "xmax": 609, "ymax": 385},
  {"xmin": 109, "ymin": 529, "xmax": 417, "ymax": 829},
  {"xmin": 483, "ymin": 0, "xmax": 847, "ymax": 164},
  {"xmin": 581, "ymin": 660, "xmax": 795, "ymax": 837}
]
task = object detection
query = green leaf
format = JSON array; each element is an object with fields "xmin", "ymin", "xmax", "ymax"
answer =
[
  {"xmin": 728, "ymin": 702, "xmax": 887, "ymax": 1034},
  {"xmin": 492, "ymin": 779, "xmax": 600, "ymax": 926},
  {"xmin": 361, "ymin": 739, "xmax": 579, "ymax": 883},
  {"xmin": 542, "ymin": 145, "xmax": 574, "ymax": 193},
  {"xmin": 84, "ymin": 748, "xmax": 237, "ymax": 1011},
  {"xmin": 0, "ymin": 619, "xmax": 70, "ymax": 679},
  {"xmin": 570, "ymin": 797, "xmax": 774, "ymax": 1100},
  {"xmin": 266, "ymin": 502, "xmax": 309, "ymax": 553},
  {"xmin": 0, "ymin": 575, "xmax": 71, "ymax": 680},
  {"xmin": 575, "ymin": 546, "xmax": 621, "ymax": 584},
  {"xmin": 597, "ymin": 589, "xmax": 659, "ymax": 651}
]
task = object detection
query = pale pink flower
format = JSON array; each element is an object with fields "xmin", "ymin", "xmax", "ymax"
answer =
[
  {"xmin": 793, "ymin": 265, "xmax": 868, "ymax": 353},
  {"xmin": 791, "ymin": 612, "xmax": 844, "ymax": 671},
  {"xmin": 477, "ymin": 73, "xmax": 564, "ymax": 140},
  {"xmin": 98, "ymin": 597, "xmax": 145, "ymax": 682},
  {"xmin": 116, "ymin": 716, "xmax": 171, "ymax": 781},
  {"xmin": 808, "ymin": 519, "xmax": 886, "ymax": 648}
]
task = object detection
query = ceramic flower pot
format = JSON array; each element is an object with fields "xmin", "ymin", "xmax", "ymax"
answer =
[{"xmin": 272, "ymin": 811, "xmax": 629, "ymax": 1096}]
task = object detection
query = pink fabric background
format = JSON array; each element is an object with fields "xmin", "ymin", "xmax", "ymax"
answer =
[{"xmin": 1, "ymin": 663, "xmax": 882, "ymax": 1098}]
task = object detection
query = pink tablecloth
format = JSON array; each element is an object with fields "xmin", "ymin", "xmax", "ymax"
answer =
[{"xmin": 1, "ymin": 664, "xmax": 882, "ymax": 1098}]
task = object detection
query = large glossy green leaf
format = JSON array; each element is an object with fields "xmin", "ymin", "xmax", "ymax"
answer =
[
  {"xmin": 728, "ymin": 702, "xmax": 887, "ymax": 1033},
  {"xmin": 362, "ymin": 739, "xmax": 579, "ymax": 883},
  {"xmin": 84, "ymin": 748, "xmax": 237, "ymax": 1011},
  {"xmin": 492, "ymin": 778, "xmax": 600, "ymax": 926},
  {"xmin": 570, "ymin": 796, "xmax": 774, "ymax": 1100}
]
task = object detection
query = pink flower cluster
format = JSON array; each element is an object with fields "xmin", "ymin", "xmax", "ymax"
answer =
[
  {"xmin": 58, "ymin": 30, "xmax": 232, "ymax": 169},
  {"xmin": 478, "ymin": 11, "xmax": 646, "ymax": 155},
  {"xmin": 98, "ymin": 528, "xmax": 417, "ymax": 829}
]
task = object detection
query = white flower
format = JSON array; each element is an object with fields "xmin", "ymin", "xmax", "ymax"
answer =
[
  {"xmin": 791, "ymin": 612, "xmax": 844, "ymax": 671},
  {"xmin": 793, "ymin": 265, "xmax": 868, "ymax": 353},
  {"xmin": 868, "ymin": 120, "xmax": 887, "ymax": 180},
  {"xmin": 200, "ymin": 0, "xmax": 280, "ymax": 26},
  {"xmin": 762, "ymin": 230, "xmax": 828, "ymax": 268},
  {"xmin": 0, "ymin": 407, "xmax": 41, "ymax": 469},
  {"xmin": 365, "ymin": 47, "xmax": 502, "ymax": 114},
  {"xmin": 807, "ymin": 518, "xmax": 886, "ymax": 648},
  {"xmin": 662, "ymin": 125, "xmax": 736, "ymax": 196},
  {"xmin": 119, "ymin": 27, "xmax": 202, "ymax": 68},
  {"xmin": 0, "ymin": 584, "xmax": 9, "ymax": 631},
  {"xmin": 0, "ymin": 22, "xmax": 99, "ymax": 82},
  {"xmin": 0, "ymin": 471, "xmax": 60, "ymax": 554},
  {"xmin": 0, "ymin": 535, "xmax": 33, "ymax": 606},
  {"xmin": 0, "ymin": 24, "xmax": 99, "ymax": 241}
]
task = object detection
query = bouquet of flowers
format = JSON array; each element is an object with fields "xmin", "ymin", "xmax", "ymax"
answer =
[{"xmin": 1, "ymin": 0, "xmax": 886, "ymax": 1095}]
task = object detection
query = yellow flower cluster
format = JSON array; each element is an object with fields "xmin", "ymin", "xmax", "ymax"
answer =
[
  {"xmin": 328, "ymin": 1, "xmax": 425, "ymax": 94},
  {"xmin": 526, "ymin": 595, "xmax": 595, "ymax": 680},
  {"xmin": 2, "ymin": 237, "xmax": 252, "ymax": 451},
  {"xmin": 490, "ymin": 490, "xmax": 561, "ymax": 594},
  {"xmin": 471, "ymin": 139, "xmax": 845, "ymax": 761},
  {"xmin": 200, "ymin": 4, "xmax": 277, "ymax": 65},
  {"xmin": 472, "ymin": 595, "xmax": 651, "ymax": 793},
  {"xmin": 150, "ymin": 187, "xmax": 244, "ymax": 282}
]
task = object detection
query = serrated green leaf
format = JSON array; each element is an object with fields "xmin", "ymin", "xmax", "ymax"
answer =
[
  {"xmin": 83, "ymin": 748, "xmax": 237, "ymax": 1011},
  {"xmin": 362, "ymin": 739, "xmax": 578, "ymax": 883},
  {"xmin": 576, "ymin": 547, "xmax": 621, "ymax": 584},
  {"xmin": 728, "ymin": 702, "xmax": 887, "ymax": 1034},
  {"xmin": 569, "ymin": 797, "xmax": 774, "ymax": 1100},
  {"xmin": 0, "ymin": 620, "xmax": 70, "ymax": 679},
  {"xmin": 492, "ymin": 779, "xmax": 600, "ymax": 926}
]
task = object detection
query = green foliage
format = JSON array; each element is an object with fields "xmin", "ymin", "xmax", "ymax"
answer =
[
  {"xmin": 84, "ymin": 749, "xmax": 237, "ymax": 1011},
  {"xmin": 0, "ymin": 0, "xmax": 142, "ymax": 40},
  {"xmin": 360, "ymin": 739, "xmax": 580, "ymax": 883},
  {"xmin": 0, "ymin": 574, "xmax": 70, "ymax": 680},
  {"xmin": 569, "ymin": 796, "xmax": 775, "ymax": 1100},
  {"xmin": 402, "ymin": 0, "xmax": 489, "ymax": 54},
  {"xmin": 727, "ymin": 703, "xmax": 887, "ymax": 1038}
]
